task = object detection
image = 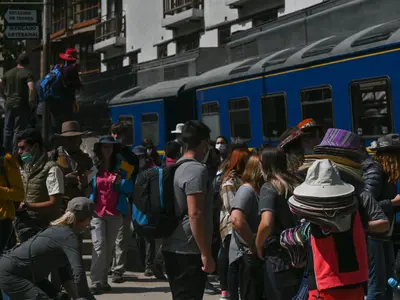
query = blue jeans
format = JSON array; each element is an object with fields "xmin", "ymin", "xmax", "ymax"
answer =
[{"xmin": 367, "ymin": 237, "xmax": 395, "ymax": 300}]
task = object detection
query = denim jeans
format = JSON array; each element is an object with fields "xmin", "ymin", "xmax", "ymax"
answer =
[
  {"xmin": 367, "ymin": 237, "xmax": 395, "ymax": 300},
  {"xmin": 3, "ymin": 105, "xmax": 30, "ymax": 154}
]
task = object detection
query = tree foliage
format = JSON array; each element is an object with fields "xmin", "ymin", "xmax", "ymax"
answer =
[{"xmin": 0, "ymin": 0, "xmax": 43, "ymax": 71}]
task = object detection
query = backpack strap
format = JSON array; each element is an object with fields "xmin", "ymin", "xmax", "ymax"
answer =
[{"xmin": 158, "ymin": 167, "xmax": 164, "ymax": 210}]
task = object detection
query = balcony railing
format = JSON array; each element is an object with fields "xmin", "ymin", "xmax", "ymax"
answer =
[
  {"xmin": 52, "ymin": 16, "xmax": 66, "ymax": 35},
  {"xmin": 95, "ymin": 13, "xmax": 126, "ymax": 43},
  {"xmin": 73, "ymin": 4, "xmax": 100, "ymax": 29},
  {"xmin": 163, "ymin": 0, "xmax": 204, "ymax": 17}
]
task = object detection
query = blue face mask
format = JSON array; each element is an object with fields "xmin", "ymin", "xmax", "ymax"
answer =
[{"xmin": 21, "ymin": 152, "xmax": 33, "ymax": 164}]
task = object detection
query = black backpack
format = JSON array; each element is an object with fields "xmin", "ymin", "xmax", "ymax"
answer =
[{"xmin": 132, "ymin": 159, "xmax": 192, "ymax": 239}]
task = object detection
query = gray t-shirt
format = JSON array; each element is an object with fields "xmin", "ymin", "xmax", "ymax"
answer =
[
  {"xmin": 229, "ymin": 184, "xmax": 260, "ymax": 264},
  {"xmin": 162, "ymin": 158, "xmax": 213, "ymax": 255}
]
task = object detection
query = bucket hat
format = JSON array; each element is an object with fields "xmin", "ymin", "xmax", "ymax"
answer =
[
  {"xmin": 171, "ymin": 123, "xmax": 184, "ymax": 134},
  {"xmin": 291, "ymin": 159, "xmax": 355, "ymax": 199},
  {"xmin": 369, "ymin": 133, "xmax": 400, "ymax": 152},
  {"xmin": 94, "ymin": 136, "xmax": 122, "ymax": 153},
  {"xmin": 59, "ymin": 48, "xmax": 78, "ymax": 61},
  {"xmin": 56, "ymin": 121, "xmax": 89, "ymax": 137}
]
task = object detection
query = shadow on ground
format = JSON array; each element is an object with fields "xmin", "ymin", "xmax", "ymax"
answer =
[{"xmin": 106, "ymin": 286, "xmax": 171, "ymax": 294}]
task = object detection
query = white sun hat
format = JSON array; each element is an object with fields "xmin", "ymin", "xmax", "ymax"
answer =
[
  {"xmin": 171, "ymin": 123, "xmax": 184, "ymax": 134},
  {"xmin": 292, "ymin": 159, "xmax": 355, "ymax": 199}
]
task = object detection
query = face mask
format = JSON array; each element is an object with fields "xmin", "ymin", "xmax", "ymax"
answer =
[
  {"xmin": 146, "ymin": 149, "xmax": 152, "ymax": 156},
  {"xmin": 215, "ymin": 143, "xmax": 227, "ymax": 153},
  {"xmin": 21, "ymin": 152, "xmax": 33, "ymax": 164}
]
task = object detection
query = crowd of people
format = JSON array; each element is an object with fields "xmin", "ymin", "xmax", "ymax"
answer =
[{"xmin": 0, "ymin": 48, "xmax": 399, "ymax": 300}]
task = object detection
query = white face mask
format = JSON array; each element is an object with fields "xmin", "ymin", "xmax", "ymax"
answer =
[
  {"xmin": 146, "ymin": 149, "xmax": 152, "ymax": 156},
  {"xmin": 215, "ymin": 143, "xmax": 227, "ymax": 153}
]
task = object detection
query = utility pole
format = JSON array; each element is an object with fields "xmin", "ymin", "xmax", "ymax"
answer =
[{"xmin": 41, "ymin": 0, "xmax": 50, "ymax": 145}]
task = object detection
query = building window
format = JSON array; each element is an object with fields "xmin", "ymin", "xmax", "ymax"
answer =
[
  {"xmin": 106, "ymin": 57, "xmax": 123, "ymax": 71},
  {"xmin": 52, "ymin": 1, "xmax": 67, "ymax": 34},
  {"xmin": 350, "ymin": 77, "xmax": 392, "ymax": 137},
  {"xmin": 301, "ymin": 86, "xmax": 334, "ymax": 129},
  {"xmin": 218, "ymin": 27, "xmax": 231, "ymax": 47},
  {"xmin": 118, "ymin": 116, "xmax": 134, "ymax": 145},
  {"xmin": 201, "ymin": 102, "xmax": 221, "ymax": 140},
  {"xmin": 157, "ymin": 44, "xmax": 168, "ymax": 58},
  {"xmin": 228, "ymin": 98, "xmax": 251, "ymax": 140},
  {"xmin": 141, "ymin": 113, "xmax": 160, "ymax": 146},
  {"xmin": 176, "ymin": 32, "xmax": 200, "ymax": 54},
  {"xmin": 128, "ymin": 53, "xmax": 138, "ymax": 66},
  {"xmin": 79, "ymin": 44, "xmax": 100, "ymax": 74},
  {"xmin": 261, "ymin": 93, "xmax": 287, "ymax": 140}
]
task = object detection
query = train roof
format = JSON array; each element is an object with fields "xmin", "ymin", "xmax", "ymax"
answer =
[
  {"xmin": 109, "ymin": 77, "xmax": 192, "ymax": 106},
  {"xmin": 185, "ymin": 18, "xmax": 400, "ymax": 91}
]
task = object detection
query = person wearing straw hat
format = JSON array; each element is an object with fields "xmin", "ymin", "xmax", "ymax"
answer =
[
  {"xmin": 297, "ymin": 128, "xmax": 389, "ymax": 233},
  {"xmin": 363, "ymin": 134, "xmax": 400, "ymax": 300},
  {"xmin": 55, "ymin": 121, "xmax": 93, "ymax": 208},
  {"xmin": 289, "ymin": 159, "xmax": 369, "ymax": 299}
]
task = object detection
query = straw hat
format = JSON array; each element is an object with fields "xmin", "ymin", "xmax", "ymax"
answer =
[{"xmin": 56, "ymin": 121, "xmax": 89, "ymax": 137}]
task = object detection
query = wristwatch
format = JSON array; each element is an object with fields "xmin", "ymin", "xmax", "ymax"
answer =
[{"xmin": 21, "ymin": 201, "xmax": 29, "ymax": 210}]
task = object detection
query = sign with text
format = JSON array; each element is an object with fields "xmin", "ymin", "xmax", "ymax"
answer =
[
  {"xmin": 3, "ymin": 9, "xmax": 42, "ymax": 40},
  {"xmin": 4, "ymin": 9, "xmax": 38, "ymax": 24},
  {"xmin": 4, "ymin": 25, "xmax": 40, "ymax": 39}
]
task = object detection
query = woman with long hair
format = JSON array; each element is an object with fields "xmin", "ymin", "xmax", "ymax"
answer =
[
  {"xmin": 219, "ymin": 148, "xmax": 250, "ymax": 300},
  {"xmin": 256, "ymin": 146, "xmax": 303, "ymax": 299},
  {"xmin": 364, "ymin": 134, "xmax": 400, "ymax": 300},
  {"xmin": 0, "ymin": 197, "xmax": 93, "ymax": 299},
  {"xmin": 89, "ymin": 136, "xmax": 133, "ymax": 294},
  {"xmin": 230, "ymin": 153, "xmax": 265, "ymax": 300}
]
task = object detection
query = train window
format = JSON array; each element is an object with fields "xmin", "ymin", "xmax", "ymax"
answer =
[
  {"xmin": 261, "ymin": 93, "xmax": 287, "ymax": 140},
  {"xmin": 118, "ymin": 116, "xmax": 134, "ymax": 145},
  {"xmin": 141, "ymin": 113, "xmax": 160, "ymax": 146},
  {"xmin": 301, "ymin": 86, "xmax": 334, "ymax": 129},
  {"xmin": 228, "ymin": 98, "xmax": 252, "ymax": 140},
  {"xmin": 201, "ymin": 102, "xmax": 221, "ymax": 140},
  {"xmin": 350, "ymin": 78, "xmax": 392, "ymax": 137}
]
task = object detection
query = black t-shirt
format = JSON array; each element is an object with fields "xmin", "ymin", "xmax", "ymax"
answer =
[{"xmin": 259, "ymin": 183, "xmax": 297, "ymax": 236}]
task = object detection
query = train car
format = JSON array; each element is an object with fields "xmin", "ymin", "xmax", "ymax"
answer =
[
  {"xmin": 185, "ymin": 19, "xmax": 400, "ymax": 148},
  {"xmin": 108, "ymin": 77, "xmax": 196, "ymax": 153}
]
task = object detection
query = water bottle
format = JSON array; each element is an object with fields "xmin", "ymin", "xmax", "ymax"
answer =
[{"xmin": 388, "ymin": 277, "xmax": 400, "ymax": 300}]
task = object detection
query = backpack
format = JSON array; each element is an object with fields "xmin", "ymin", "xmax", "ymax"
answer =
[
  {"xmin": 39, "ymin": 64, "xmax": 65, "ymax": 102},
  {"xmin": 132, "ymin": 159, "xmax": 192, "ymax": 239}
]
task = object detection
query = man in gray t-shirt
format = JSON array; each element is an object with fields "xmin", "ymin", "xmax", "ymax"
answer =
[{"xmin": 161, "ymin": 120, "xmax": 215, "ymax": 300}]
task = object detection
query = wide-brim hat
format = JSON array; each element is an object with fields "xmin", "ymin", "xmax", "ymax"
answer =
[
  {"xmin": 55, "ymin": 121, "xmax": 90, "ymax": 137},
  {"xmin": 369, "ymin": 133, "xmax": 400, "ymax": 152},
  {"xmin": 293, "ymin": 159, "xmax": 355, "ymax": 199},
  {"xmin": 94, "ymin": 136, "xmax": 122, "ymax": 152},
  {"xmin": 60, "ymin": 48, "xmax": 78, "ymax": 61},
  {"xmin": 297, "ymin": 118, "xmax": 324, "ymax": 131},
  {"xmin": 280, "ymin": 127, "xmax": 309, "ymax": 149}
]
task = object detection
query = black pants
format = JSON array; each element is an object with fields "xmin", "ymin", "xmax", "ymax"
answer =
[
  {"xmin": 139, "ymin": 236, "xmax": 155, "ymax": 269},
  {"xmin": 0, "ymin": 219, "xmax": 13, "ymax": 254},
  {"xmin": 239, "ymin": 253, "xmax": 265, "ymax": 300},
  {"xmin": 163, "ymin": 251, "xmax": 207, "ymax": 300},
  {"xmin": 219, "ymin": 235, "xmax": 240, "ymax": 300}
]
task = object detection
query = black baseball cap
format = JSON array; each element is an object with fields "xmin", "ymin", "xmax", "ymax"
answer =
[{"xmin": 66, "ymin": 197, "xmax": 97, "ymax": 221}]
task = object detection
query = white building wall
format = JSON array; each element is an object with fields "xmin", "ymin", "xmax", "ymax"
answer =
[
  {"xmin": 124, "ymin": 0, "xmax": 173, "ymax": 63},
  {"xmin": 279, "ymin": 0, "xmax": 324, "ymax": 16}
]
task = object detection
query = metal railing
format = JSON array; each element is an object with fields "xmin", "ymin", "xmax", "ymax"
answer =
[
  {"xmin": 95, "ymin": 13, "xmax": 126, "ymax": 43},
  {"xmin": 163, "ymin": 0, "xmax": 204, "ymax": 17},
  {"xmin": 73, "ymin": 4, "xmax": 100, "ymax": 25},
  {"xmin": 52, "ymin": 16, "xmax": 66, "ymax": 34}
]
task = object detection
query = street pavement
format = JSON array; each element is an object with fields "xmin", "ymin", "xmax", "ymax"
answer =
[{"xmin": 90, "ymin": 272, "xmax": 220, "ymax": 299}]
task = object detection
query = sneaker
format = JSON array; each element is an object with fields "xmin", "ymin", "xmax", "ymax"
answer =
[
  {"xmin": 144, "ymin": 268, "xmax": 154, "ymax": 277},
  {"xmin": 204, "ymin": 281, "xmax": 220, "ymax": 295},
  {"xmin": 220, "ymin": 290, "xmax": 230, "ymax": 300},
  {"xmin": 89, "ymin": 283, "xmax": 103, "ymax": 295},
  {"xmin": 151, "ymin": 264, "xmax": 167, "ymax": 280},
  {"xmin": 111, "ymin": 272, "xmax": 125, "ymax": 284},
  {"xmin": 102, "ymin": 282, "xmax": 112, "ymax": 292}
]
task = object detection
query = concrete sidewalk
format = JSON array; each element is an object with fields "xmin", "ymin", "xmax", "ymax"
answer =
[{"xmin": 90, "ymin": 272, "xmax": 220, "ymax": 299}]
